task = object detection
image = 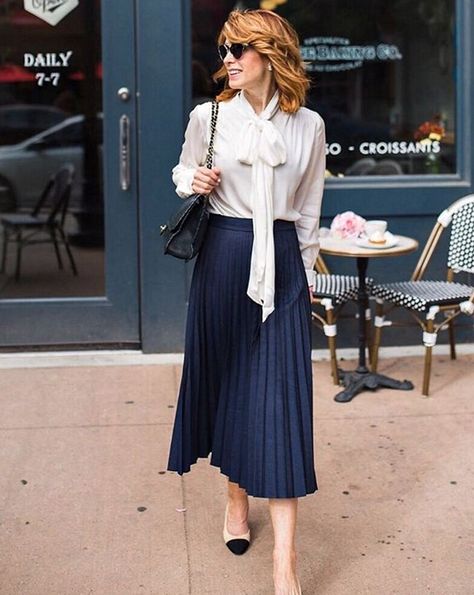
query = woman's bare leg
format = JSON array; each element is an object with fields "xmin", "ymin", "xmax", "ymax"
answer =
[
  {"xmin": 269, "ymin": 498, "xmax": 301, "ymax": 594},
  {"xmin": 226, "ymin": 479, "xmax": 249, "ymax": 535}
]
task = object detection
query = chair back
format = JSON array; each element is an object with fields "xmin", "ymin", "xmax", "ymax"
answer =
[
  {"xmin": 36, "ymin": 164, "xmax": 75, "ymax": 227},
  {"xmin": 367, "ymin": 159, "xmax": 404, "ymax": 176},
  {"xmin": 31, "ymin": 177, "xmax": 55, "ymax": 216},
  {"xmin": 446, "ymin": 195, "xmax": 474, "ymax": 274},
  {"xmin": 411, "ymin": 194, "xmax": 474, "ymax": 280},
  {"xmin": 344, "ymin": 158, "xmax": 376, "ymax": 176},
  {"xmin": 315, "ymin": 253, "xmax": 330, "ymax": 274}
]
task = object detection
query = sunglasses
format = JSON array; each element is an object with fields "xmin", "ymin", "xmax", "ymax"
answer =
[{"xmin": 217, "ymin": 43, "xmax": 250, "ymax": 61}]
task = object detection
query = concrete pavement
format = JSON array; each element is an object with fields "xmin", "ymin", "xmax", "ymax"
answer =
[{"xmin": 0, "ymin": 354, "xmax": 473, "ymax": 595}]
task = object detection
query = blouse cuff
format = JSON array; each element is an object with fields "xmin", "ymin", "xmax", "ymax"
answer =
[
  {"xmin": 175, "ymin": 168, "xmax": 196, "ymax": 198},
  {"xmin": 305, "ymin": 268, "xmax": 316, "ymax": 288}
]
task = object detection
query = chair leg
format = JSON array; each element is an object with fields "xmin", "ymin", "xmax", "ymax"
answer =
[
  {"xmin": 15, "ymin": 230, "xmax": 22, "ymax": 282},
  {"xmin": 325, "ymin": 308, "xmax": 339, "ymax": 385},
  {"xmin": 448, "ymin": 318, "xmax": 456, "ymax": 360},
  {"xmin": 422, "ymin": 318, "xmax": 436, "ymax": 396},
  {"xmin": 50, "ymin": 226, "xmax": 64, "ymax": 270},
  {"xmin": 371, "ymin": 300, "xmax": 384, "ymax": 372},
  {"xmin": 57, "ymin": 226, "xmax": 78, "ymax": 276}
]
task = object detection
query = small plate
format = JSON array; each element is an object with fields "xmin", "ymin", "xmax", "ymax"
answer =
[{"xmin": 355, "ymin": 232, "xmax": 399, "ymax": 250}]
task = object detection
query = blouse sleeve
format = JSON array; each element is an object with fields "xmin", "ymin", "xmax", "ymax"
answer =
[
  {"xmin": 171, "ymin": 103, "xmax": 209, "ymax": 198},
  {"xmin": 293, "ymin": 113, "xmax": 326, "ymax": 288}
]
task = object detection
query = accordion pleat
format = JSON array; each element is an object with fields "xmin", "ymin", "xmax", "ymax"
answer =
[{"xmin": 167, "ymin": 214, "xmax": 318, "ymax": 498}]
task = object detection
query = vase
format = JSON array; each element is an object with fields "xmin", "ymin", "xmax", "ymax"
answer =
[{"xmin": 424, "ymin": 152, "xmax": 441, "ymax": 174}]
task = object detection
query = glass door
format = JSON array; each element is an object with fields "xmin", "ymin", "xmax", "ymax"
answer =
[{"xmin": 0, "ymin": 0, "xmax": 139, "ymax": 346}]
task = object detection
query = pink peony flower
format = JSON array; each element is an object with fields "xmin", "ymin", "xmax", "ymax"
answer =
[{"xmin": 330, "ymin": 211, "xmax": 366, "ymax": 239}]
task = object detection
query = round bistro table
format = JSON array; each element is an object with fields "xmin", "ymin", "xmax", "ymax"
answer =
[{"xmin": 319, "ymin": 234, "xmax": 419, "ymax": 403}]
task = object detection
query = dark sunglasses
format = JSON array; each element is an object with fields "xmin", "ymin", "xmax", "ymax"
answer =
[{"xmin": 217, "ymin": 43, "xmax": 250, "ymax": 61}]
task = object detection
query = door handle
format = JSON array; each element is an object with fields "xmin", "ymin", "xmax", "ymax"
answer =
[{"xmin": 119, "ymin": 114, "xmax": 130, "ymax": 190}]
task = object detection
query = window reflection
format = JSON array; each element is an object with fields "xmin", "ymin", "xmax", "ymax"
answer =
[
  {"xmin": 191, "ymin": 0, "xmax": 456, "ymax": 177},
  {"xmin": 0, "ymin": 0, "xmax": 104, "ymax": 298}
]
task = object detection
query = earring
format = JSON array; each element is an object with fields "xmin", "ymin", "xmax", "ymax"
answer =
[{"xmin": 268, "ymin": 63, "xmax": 273, "ymax": 71}]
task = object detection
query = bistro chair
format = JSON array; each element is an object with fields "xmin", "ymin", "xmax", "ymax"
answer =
[
  {"xmin": 367, "ymin": 160, "xmax": 404, "ymax": 176},
  {"xmin": 311, "ymin": 254, "xmax": 374, "ymax": 385},
  {"xmin": 345, "ymin": 158, "xmax": 377, "ymax": 176},
  {"xmin": 0, "ymin": 164, "xmax": 77, "ymax": 281},
  {"xmin": 371, "ymin": 194, "xmax": 474, "ymax": 395}
]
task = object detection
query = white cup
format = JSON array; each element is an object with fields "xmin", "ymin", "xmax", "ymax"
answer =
[{"xmin": 365, "ymin": 220, "xmax": 388, "ymax": 237}]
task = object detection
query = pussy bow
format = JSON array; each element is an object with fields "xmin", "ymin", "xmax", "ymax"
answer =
[{"xmin": 236, "ymin": 92, "xmax": 286, "ymax": 322}]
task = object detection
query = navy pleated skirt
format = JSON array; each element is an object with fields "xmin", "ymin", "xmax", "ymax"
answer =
[{"xmin": 166, "ymin": 214, "xmax": 318, "ymax": 498}]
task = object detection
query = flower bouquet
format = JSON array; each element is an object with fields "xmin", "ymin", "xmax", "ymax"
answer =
[
  {"xmin": 329, "ymin": 211, "xmax": 366, "ymax": 239},
  {"xmin": 414, "ymin": 117, "xmax": 445, "ymax": 174}
]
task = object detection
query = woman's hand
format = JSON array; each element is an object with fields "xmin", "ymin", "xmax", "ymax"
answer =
[
  {"xmin": 309, "ymin": 285, "xmax": 317, "ymax": 303},
  {"xmin": 192, "ymin": 166, "xmax": 221, "ymax": 195}
]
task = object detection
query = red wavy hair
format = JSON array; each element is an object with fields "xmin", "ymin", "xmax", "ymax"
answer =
[{"xmin": 214, "ymin": 9, "xmax": 310, "ymax": 113}]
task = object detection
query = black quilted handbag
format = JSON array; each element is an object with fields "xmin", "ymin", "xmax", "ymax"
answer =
[{"xmin": 160, "ymin": 100, "xmax": 219, "ymax": 260}]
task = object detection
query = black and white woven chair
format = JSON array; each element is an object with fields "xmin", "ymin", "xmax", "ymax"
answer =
[
  {"xmin": 371, "ymin": 194, "xmax": 474, "ymax": 395},
  {"xmin": 311, "ymin": 255, "xmax": 374, "ymax": 385}
]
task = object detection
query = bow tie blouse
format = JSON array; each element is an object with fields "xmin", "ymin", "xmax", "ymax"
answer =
[{"xmin": 172, "ymin": 90, "xmax": 326, "ymax": 323}]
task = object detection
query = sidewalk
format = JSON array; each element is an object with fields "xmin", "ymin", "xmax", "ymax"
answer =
[{"xmin": 0, "ymin": 353, "xmax": 473, "ymax": 595}]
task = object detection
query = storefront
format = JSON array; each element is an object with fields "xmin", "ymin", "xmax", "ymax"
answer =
[{"xmin": 0, "ymin": 0, "xmax": 471, "ymax": 352}]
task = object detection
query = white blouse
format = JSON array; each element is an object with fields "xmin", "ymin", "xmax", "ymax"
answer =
[{"xmin": 172, "ymin": 89, "xmax": 326, "ymax": 323}]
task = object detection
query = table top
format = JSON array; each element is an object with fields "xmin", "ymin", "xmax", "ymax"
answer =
[{"xmin": 320, "ymin": 234, "xmax": 419, "ymax": 258}]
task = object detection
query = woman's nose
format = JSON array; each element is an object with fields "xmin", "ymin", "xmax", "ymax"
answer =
[{"xmin": 223, "ymin": 52, "xmax": 234, "ymax": 66}]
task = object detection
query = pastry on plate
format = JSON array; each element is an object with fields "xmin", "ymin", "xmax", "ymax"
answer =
[{"xmin": 368, "ymin": 231, "xmax": 387, "ymax": 245}]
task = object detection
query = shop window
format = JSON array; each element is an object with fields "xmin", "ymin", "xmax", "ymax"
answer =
[
  {"xmin": 191, "ymin": 0, "xmax": 456, "ymax": 177},
  {"xmin": 0, "ymin": 1, "xmax": 104, "ymax": 298}
]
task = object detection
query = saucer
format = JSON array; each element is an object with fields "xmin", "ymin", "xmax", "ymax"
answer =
[{"xmin": 355, "ymin": 231, "xmax": 398, "ymax": 250}]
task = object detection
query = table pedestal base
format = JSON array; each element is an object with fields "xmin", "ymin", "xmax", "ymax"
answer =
[{"xmin": 334, "ymin": 368, "xmax": 414, "ymax": 403}]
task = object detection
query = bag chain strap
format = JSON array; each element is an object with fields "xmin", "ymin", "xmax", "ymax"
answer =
[{"xmin": 205, "ymin": 100, "xmax": 219, "ymax": 170}]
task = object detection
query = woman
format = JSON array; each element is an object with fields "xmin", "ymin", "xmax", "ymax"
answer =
[{"xmin": 167, "ymin": 9, "xmax": 326, "ymax": 594}]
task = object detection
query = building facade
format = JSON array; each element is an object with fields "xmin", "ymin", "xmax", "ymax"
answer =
[{"xmin": 0, "ymin": 0, "xmax": 472, "ymax": 352}]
